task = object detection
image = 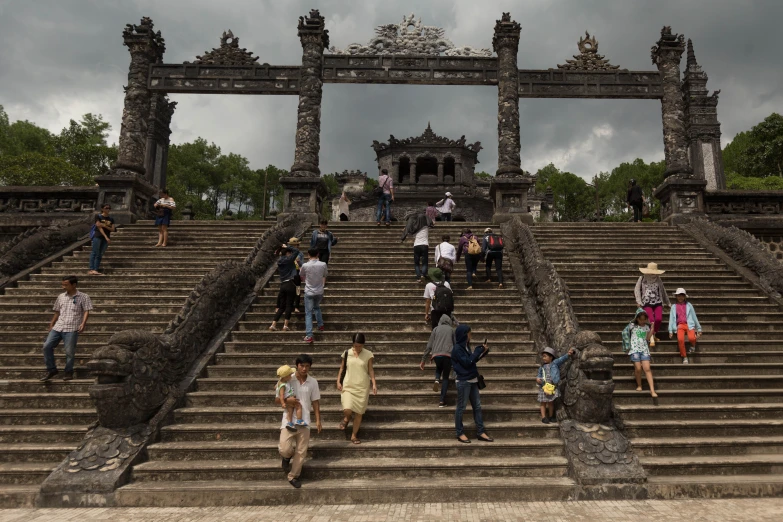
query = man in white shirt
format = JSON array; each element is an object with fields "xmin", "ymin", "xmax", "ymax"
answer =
[
  {"xmin": 413, "ymin": 224, "xmax": 429, "ymax": 283},
  {"xmin": 436, "ymin": 192, "xmax": 456, "ymax": 221},
  {"xmin": 434, "ymin": 234, "xmax": 457, "ymax": 283},
  {"xmin": 278, "ymin": 353, "xmax": 322, "ymax": 488},
  {"xmin": 375, "ymin": 168, "xmax": 395, "ymax": 226},
  {"xmin": 40, "ymin": 275, "xmax": 92, "ymax": 382},
  {"xmin": 423, "ymin": 268, "xmax": 453, "ymax": 329}
]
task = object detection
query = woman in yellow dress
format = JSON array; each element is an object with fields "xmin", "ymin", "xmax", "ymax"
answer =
[{"xmin": 336, "ymin": 333, "xmax": 377, "ymax": 444}]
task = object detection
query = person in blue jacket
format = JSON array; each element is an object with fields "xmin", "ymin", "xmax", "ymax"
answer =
[
  {"xmin": 451, "ymin": 324, "xmax": 493, "ymax": 443},
  {"xmin": 311, "ymin": 220, "xmax": 338, "ymax": 264}
]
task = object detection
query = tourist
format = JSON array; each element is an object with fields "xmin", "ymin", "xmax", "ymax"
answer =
[
  {"xmin": 481, "ymin": 227, "xmax": 505, "ymax": 289},
  {"xmin": 276, "ymin": 364, "xmax": 306, "ymax": 431},
  {"xmin": 451, "ymin": 324, "xmax": 493, "ymax": 443},
  {"xmin": 268, "ymin": 244, "xmax": 300, "ymax": 332},
  {"xmin": 455, "ymin": 228, "xmax": 482, "ymax": 290},
  {"xmin": 424, "ymin": 268, "xmax": 454, "ymax": 330},
  {"xmin": 336, "ymin": 333, "xmax": 377, "ymax": 445},
  {"xmin": 621, "ymin": 308, "xmax": 658, "ymax": 398},
  {"xmin": 310, "ymin": 219, "xmax": 338, "ymax": 264},
  {"xmin": 154, "ymin": 188, "xmax": 176, "ymax": 247},
  {"xmin": 668, "ymin": 288, "xmax": 703, "ymax": 364},
  {"xmin": 627, "ymin": 179, "xmax": 644, "ymax": 223},
  {"xmin": 375, "ymin": 168, "xmax": 394, "ymax": 226},
  {"xmin": 536, "ymin": 346, "xmax": 575, "ymax": 423},
  {"xmin": 426, "ymin": 201, "xmax": 439, "ymax": 223},
  {"xmin": 634, "ymin": 262, "xmax": 670, "ymax": 342},
  {"xmin": 287, "ymin": 237, "xmax": 305, "ymax": 313},
  {"xmin": 434, "ymin": 234, "xmax": 456, "ymax": 283},
  {"xmin": 338, "ymin": 192, "xmax": 351, "ymax": 221},
  {"xmin": 401, "ymin": 212, "xmax": 432, "ymax": 282},
  {"xmin": 88, "ymin": 203, "xmax": 116, "ymax": 275},
  {"xmin": 278, "ymin": 353, "xmax": 322, "ymax": 489},
  {"xmin": 435, "ymin": 192, "xmax": 456, "ymax": 221},
  {"xmin": 39, "ymin": 275, "xmax": 93, "ymax": 382},
  {"xmin": 421, "ymin": 314, "xmax": 456, "ymax": 407},
  {"xmin": 299, "ymin": 247, "xmax": 327, "ymax": 343}
]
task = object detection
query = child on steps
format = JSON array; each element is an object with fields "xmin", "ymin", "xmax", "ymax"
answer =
[
  {"xmin": 668, "ymin": 287, "xmax": 702, "ymax": 364},
  {"xmin": 536, "ymin": 346, "xmax": 575, "ymax": 424},
  {"xmin": 276, "ymin": 365, "xmax": 306, "ymax": 431},
  {"xmin": 622, "ymin": 308, "xmax": 658, "ymax": 398}
]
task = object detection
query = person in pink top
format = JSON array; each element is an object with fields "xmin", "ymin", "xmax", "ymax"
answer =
[
  {"xmin": 375, "ymin": 168, "xmax": 395, "ymax": 226},
  {"xmin": 668, "ymin": 288, "xmax": 702, "ymax": 364}
]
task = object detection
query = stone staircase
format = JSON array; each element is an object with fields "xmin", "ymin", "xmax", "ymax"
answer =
[
  {"xmin": 532, "ymin": 222, "xmax": 783, "ymax": 498},
  {"xmin": 0, "ymin": 220, "xmax": 271, "ymax": 507},
  {"xmin": 114, "ymin": 222, "xmax": 577, "ymax": 506}
]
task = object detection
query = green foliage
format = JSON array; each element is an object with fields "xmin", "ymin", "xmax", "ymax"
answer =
[
  {"xmin": 363, "ymin": 178, "xmax": 378, "ymax": 192},
  {"xmin": 722, "ymin": 130, "xmax": 753, "ymax": 177},
  {"xmin": 593, "ymin": 158, "xmax": 665, "ymax": 219},
  {"xmin": 0, "ymin": 152, "xmax": 94, "ymax": 186},
  {"xmin": 722, "ymin": 113, "xmax": 783, "ymax": 178},
  {"xmin": 726, "ymin": 171, "xmax": 783, "ymax": 190},
  {"xmin": 2, "ymin": 120, "xmax": 55, "ymax": 157},
  {"xmin": 321, "ymin": 173, "xmax": 340, "ymax": 197},
  {"xmin": 53, "ymin": 114, "xmax": 117, "ymax": 178},
  {"xmin": 535, "ymin": 163, "xmax": 596, "ymax": 222},
  {"xmin": 474, "ymin": 171, "xmax": 493, "ymax": 181}
]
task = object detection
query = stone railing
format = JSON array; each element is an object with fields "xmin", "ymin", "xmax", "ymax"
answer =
[
  {"xmin": 501, "ymin": 217, "xmax": 646, "ymax": 496},
  {"xmin": 0, "ymin": 218, "xmax": 93, "ymax": 288},
  {"xmin": 704, "ymin": 190, "xmax": 783, "ymax": 218},
  {"xmin": 38, "ymin": 215, "xmax": 310, "ymax": 506},
  {"xmin": 0, "ymin": 186, "xmax": 99, "ymax": 214},
  {"xmin": 682, "ymin": 218, "xmax": 783, "ymax": 299}
]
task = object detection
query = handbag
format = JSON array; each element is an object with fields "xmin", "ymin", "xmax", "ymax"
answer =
[
  {"xmin": 372, "ymin": 176, "xmax": 391, "ymax": 197},
  {"xmin": 338, "ymin": 350, "xmax": 348, "ymax": 385},
  {"xmin": 477, "ymin": 374, "xmax": 486, "ymax": 390},
  {"xmin": 435, "ymin": 245, "xmax": 454, "ymax": 273},
  {"xmin": 541, "ymin": 367, "xmax": 556, "ymax": 395}
]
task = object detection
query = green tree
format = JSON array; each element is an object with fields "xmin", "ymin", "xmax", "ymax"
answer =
[
  {"xmin": 166, "ymin": 138, "xmax": 222, "ymax": 219},
  {"xmin": 0, "ymin": 153, "xmax": 94, "ymax": 186},
  {"xmin": 726, "ymin": 171, "xmax": 783, "ymax": 190},
  {"xmin": 535, "ymin": 164, "xmax": 595, "ymax": 221},
  {"xmin": 474, "ymin": 171, "xmax": 493, "ymax": 181},
  {"xmin": 2, "ymin": 120, "xmax": 54, "ymax": 156},
  {"xmin": 593, "ymin": 158, "xmax": 665, "ymax": 219},
  {"xmin": 743, "ymin": 113, "xmax": 783, "ymax": 177},
  {"xmin": 53, "ymin": 114, "xmax": 117, "ymax": 179},
  {"xmin": 722, "ymin": 130, "xmax": 754, "ymax": 177}
]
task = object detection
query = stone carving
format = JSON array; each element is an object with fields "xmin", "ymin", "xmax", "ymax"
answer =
[
  {"xmin": 683, "ymin": 218, "xmax": 783, "ymax": 298},
  {"xmin": 493, "ymin": 13, "xmax": 524, "ymax": 178},
  {"xmin": 189, "ymin": 30, "xmax": 260, "ymax": 66},
  {"xmin": 328, "ymin": 13, "xmax": 492, "ymax": 57},
  {"xmin": 372, "ymin": 123, "xmax": 482, "ymax": 152},
  {"xmin": 557, "ymin": 32, "xmax": 621, "ymax": 71},
  {"xmin": 0, "ymin": 197, "xmax": 95, "ymax": 213},
  {"xmin": 41, "ymin": 216, "xmax": 309, "ymax": 500},
  {"xmin": 0, "ymin": 218, "xmax": 92, "ymax": 286},
  {"xmin": 501, "ymin": 217, "xmax": 645, "ymax": 489}
]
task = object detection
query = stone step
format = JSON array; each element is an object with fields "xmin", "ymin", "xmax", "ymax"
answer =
[
  {"xmin": 145, "ymin": 438, "xmax": 563, "ymax": 461},
  {"xmin": 0, "ymin": 425, "xmax": 87, "ymax": 444},
  {"xmin": 642, "ymin": 454, "xmax": 783, "ymax": 476},
  {"xmin": 623, "ymin": 419, "xmax": 783, "ymax": 438},
  {"xmin": 0, "ymin": 443, "xmax": 75, "ymax": 462},
  {"xmin": 594, "ymin": 330, "xmax": 783, "ymax": 340},
  {"xmin": 0, "ymin": 321, "xmax": 169, "ymax": 332},
  {"xmin": 0, "ymin": 304, "xmax": 185, "ymax": 314},
  {"xmin": 159, "ymin": 421, "xmax": 560, "ymax": 442},
  {"xmin": 0, "ymin": 379, "xmax": 93, "ymax": 393},
  {"xmin": 615, "ymin": 403, "xmax": 783, "ymax": 421},
  {"xmin": 0, "ymin": 393, "xmax": 93, "ymax": 409},
  {"xmin": 237, "ymin": 320, "xmax": 526, "ymax": 332},
  {"xmin": 632, "ymin": 437, "xmax": 783, "ymax": 457},
  {"xmin": 645, "ymin": 473, "xmax": 783, "ymax": 499},
  {"xmin": 130, "ymin": 455, "xmax": 568, "ymax": 482},
  {"xmin": 113, "ymin": 476, "xmax": 575, "ymax": 506},
  {"xmin": 0, "ymin": 462, "xmax": 55, "ymax": 485},
  {"xmin": 0, "ymin": 484, "xmax": 38, "ymax": 508},
  {"xmin": 251, "ymin": 295, "xmax": 524, "ymax": 305},
  {"xmin": 0, "ymin": 296, "xmax": 190, "ymax": 305},
  {"xmin": 228, "ymin": 331, "xmax": 529, "ymax": 342}
]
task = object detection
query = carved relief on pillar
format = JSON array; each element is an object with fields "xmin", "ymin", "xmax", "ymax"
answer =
[
  {"xmin": 290, "ymin": 10, "xmax": 329, "ymax": 177},
  {"xmin": 651, "ymin": 26, "xmax": 691, "ymax": 179},
  {"xmin": 114, "ymin": 17, "xmax": 165, "ymax": 176},
  {"xmin": 145, "ymin": 94, "xmax": 177, "ymax": 188},
  {"xmin": 493, "ymin": 13, "xmax": 523, "ymax": 178}
]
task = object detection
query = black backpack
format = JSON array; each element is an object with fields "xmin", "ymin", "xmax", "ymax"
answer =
[
  {"xmin": 486, "ymin": 234, "xmax": 505, "ymax": 251},
  {"xmin": 432, "ymin": 282, "xmax": 454, "ymax": 312}
]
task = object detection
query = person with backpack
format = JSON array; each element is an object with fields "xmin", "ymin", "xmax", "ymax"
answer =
[
  {"xmin": 88, "ymin": 203, "xmax": 116, "ymax": 275},
  {"xmin": 481, "ymin": 228, "xmax": 504, "ymax": 289},
  {"xmin": 455, "ymin": 228, "xmax": 482, "ymax": 290},
  {"xmin": 375, "ymin": 168, "xmax": 395, "ymax": 226},
  {"xmin": 434, "ymin": 234, "xmax": 456, "ymax": 283},
  {"xmin": 424, "ymin": 268, "xmax": 454, "ymax": 330},
  {"xmin": 627, "ymin": 179, "xmax": 644, "ymax": 223}
]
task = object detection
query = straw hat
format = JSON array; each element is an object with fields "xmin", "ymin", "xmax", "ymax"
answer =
[
  {"xmin": 276, "ymin": 365, "xmax": 295, "ymax": 379},
  {"xmin": 674, "ymin": 288, "xmax": 688, "ymax": 297},
  {"xmin": 639, "ymin": 262, "xmax": 665, "ymax": 275},
  {"xmin": 288, "ymin": 237, "xmax": 300, "ymax": 245}
]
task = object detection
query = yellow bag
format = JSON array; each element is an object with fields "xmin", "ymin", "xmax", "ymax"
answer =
[{"xmin": 543, "ymin": 382, "xmax": 556, "ymax": 395}]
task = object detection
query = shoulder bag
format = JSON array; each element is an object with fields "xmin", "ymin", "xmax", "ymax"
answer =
[{"xmin": 339, "ymin": 349, "xmax": 349, "ymax": 385}]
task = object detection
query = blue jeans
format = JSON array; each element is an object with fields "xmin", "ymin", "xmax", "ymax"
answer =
[
  {"xmin": 375, "ymin": 194, "xmax": 392, "ymax": 223},
  {"xmin": 465, "ymin": 254, "xmax": 480, "ymax": 286},
  {"xmin": 43, "ymin": 329, "xmax": 79, "ymax": 373},
  {"xmin": 434, "ymin": 356, "xmax": 452, "ymax": 404},
  {"xmin": 89, "ymin": 236, "xmax": 109, "ymax": 270},
  {"xmin": 304, "ymin": 294, "xmax": 324, "ymax": 337},
  {"xmin": 455, "ymin": 380, "xmax": 485, "ymax": 437},
  {"xmin": 413, "ymin": 245, "xmax": 428, "ymax": 278},
  {"xmin": 441, "ymin": 213, "xmax": 452, "ymax": 222}
]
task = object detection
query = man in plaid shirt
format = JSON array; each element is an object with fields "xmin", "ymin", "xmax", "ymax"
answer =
[{"xmin": 39, "ymin": 275, "xmax": 93, "ymax": 382}]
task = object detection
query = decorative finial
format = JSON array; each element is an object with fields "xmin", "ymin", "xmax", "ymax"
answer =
[{"xmin": 686, "ymin": 38, "xmax": 697, "ymax": 67}]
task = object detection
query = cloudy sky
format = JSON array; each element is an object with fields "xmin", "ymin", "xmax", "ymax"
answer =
[{"xmin": 1, "ymin": 0, "xmax": 781, "ymax": 181}]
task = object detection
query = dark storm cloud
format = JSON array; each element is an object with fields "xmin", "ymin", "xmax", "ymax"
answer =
[{"xmin": 1, "ymin": 0, "xmax": 781, "ymax": 180}]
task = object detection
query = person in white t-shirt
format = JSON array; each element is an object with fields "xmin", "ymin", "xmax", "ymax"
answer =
[
  {"xmin": 434, "ymin": 234, "xmax": 457, "ymax": 283},
  {"xmin": 277, "ymin": 354, "xmax": 321, "ymax": 489},
  {"xmin": 412, "ymin": 223, "xmax": 429, "ymax": 283},
  {"xmin": 338, "ymin": 192, "xmax": 351, "ymax": 221},
  {"xmin": 435, "ymin": 192, "xmax": 456, "ymax": 221},
  {"xmin": 423, "ymin": 268, "xmax": 453, "ymax": 330}
]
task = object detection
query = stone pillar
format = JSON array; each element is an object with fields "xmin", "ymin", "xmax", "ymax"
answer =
[
  {"xmin": 409, "ymin": 162, "xmax": 417, "ymax": 184},
  {"xmin": 144, "ymin": 93, "xmax": 177, "ymax": 190},
  {"xmin": 97, "ymin": 17, "xmax": 166, "ymax": 224},
  {"xmin": 682, "ymin": 39, "xmax": 724, "ymax": 190},
  {"xmin": 492, "ymin": 13, "xmax": 524, "ymax": 178},
  {"xmin": 279, "ymin": 10, "xmax": 329, "ymax": 224},
  {"xmin": 437, "ymin": 162, "xmax": 444, "ymax": 184},
  {"xmin": 652, "ymin": 26, "xmax": 704, "ymax": 224}
]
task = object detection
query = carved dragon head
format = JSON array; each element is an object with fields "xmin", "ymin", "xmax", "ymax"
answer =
[{"xmin": 560, "ymin": 330, "xmax": 615, "ymax": 423}]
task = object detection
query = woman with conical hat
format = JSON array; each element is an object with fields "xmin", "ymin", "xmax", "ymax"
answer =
[{"xmin": 634, "ymin": 262, "xmax": 670, "ymax": 342}]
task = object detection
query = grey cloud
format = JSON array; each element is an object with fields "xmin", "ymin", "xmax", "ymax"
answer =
[{"xmin": 1, "ymin": 0, "xmax": 781, "ymax": 182}]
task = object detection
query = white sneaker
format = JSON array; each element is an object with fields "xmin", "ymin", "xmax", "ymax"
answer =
[{"xmin": 682, "ymin": 357, "xmax": 689, "ymax": 364}]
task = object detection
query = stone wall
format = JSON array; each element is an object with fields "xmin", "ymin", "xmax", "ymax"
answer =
[
  {"xmin": 756, "ymin": 235, "xmax": 783, "ymax": 262},
  {"xmin": 345, "ymin": 196, "xmax": 493, "ymax": 223}
]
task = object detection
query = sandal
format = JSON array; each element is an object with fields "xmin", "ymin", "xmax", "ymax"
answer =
[
  {"xmin": 282, "ymin": 326, "xmax": 291, "ymax": 332},
  {"xmin": 351, "ymin": 437, "xmax": 361, "ymax": 445},
  {"xmin": 268, "ymin": 325, "xmax": 278, "ymax": 331},
  {"xmin": 338, "ymin": 419, "xmax": 348, "ymax": 430}
]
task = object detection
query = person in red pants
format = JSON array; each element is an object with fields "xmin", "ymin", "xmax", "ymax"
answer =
[{"xmin": 668, "ymin": 288, "xmax": 703, "ymax": 364}]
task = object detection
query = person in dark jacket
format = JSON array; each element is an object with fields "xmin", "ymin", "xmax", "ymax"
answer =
[
  {"xmin": 269, "ymin": 245, "xmax": 299, "ymax": 331},
  {"xmin": 420, "ymin": 314, "xmax": 456, "ymax": 407},
  {"xmin": 400, "ymin": 212, "xmax": 433, "ymax": 242},
  {"xmin": 311, "ymin": 220, "xmax": 338, "ymax": 264},
  {"xmin": 627, "ymin": 179, "xmax": 644, "ymax": 222},
  {"xmin": 450, "ymin": 324, "xmax": 493, "ymax": 443}
]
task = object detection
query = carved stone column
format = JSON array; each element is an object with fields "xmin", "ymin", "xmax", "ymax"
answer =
[
  {"xmin": 492, "ymin": 13, "xmax": 523, "ymax": 178},
  {"xmin": 144, "ymin": 93, "xmax": 177, "ymax": 190},
  {"xmin": 682, "ymin": 39, "xmax": 724, "ymax": 190},
  {"xmin": 409, "ymin": 162, "xmax": 417, "ymax": 184},
  {"xmin": 280, "ymin": 10, "xmax": 329, "ymax": 223},
  {"xmin": 97, "ymin": 17, "xmax": 165, "ymax": 224},
  {"xmin": 437, "ymin": 162, "xmax": 444, "ymax": 184}
]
